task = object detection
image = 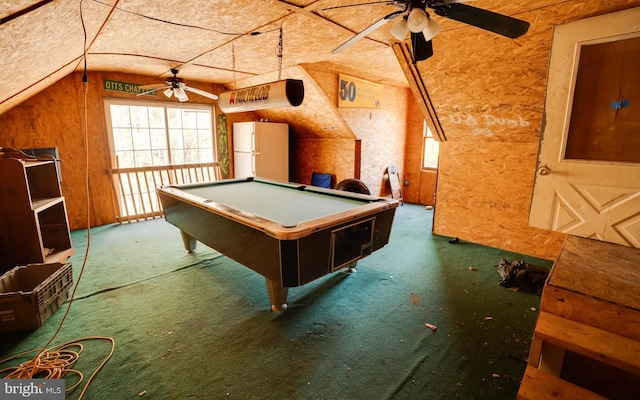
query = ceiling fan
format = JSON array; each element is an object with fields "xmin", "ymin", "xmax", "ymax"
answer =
[
  {"xmin": 329, "ymin": 0, "xmax": 530, "ymax": 63},
  {"xmin": 137, "ymin": 69, "xmax": 218, "ymax": 102}
]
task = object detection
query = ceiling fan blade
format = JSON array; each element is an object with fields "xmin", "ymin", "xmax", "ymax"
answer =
[
  {"xmin": 138, "ymin": 83, "xmax": 168, "ymax": 90},
  {"xmin": 436, "ymin": 3, "xmax": 529, "ymax": 38},
  {"xmin": 137, "ymin": 85, "xmax": 170, "ymax": 96},
  {"xmin": 411, "ymin": 31, "xmax": 434, "ymax": 63},
  {"xmin": 184, "ymin": 86, "xmax": 219, "ymax": 100},
  {"xmin": 321, "ymin": 1, "xmax": 400, "ymax": 11},
  {"xmin": 332, "ymin": 10, "xmax": 404, "ymax": 54}
]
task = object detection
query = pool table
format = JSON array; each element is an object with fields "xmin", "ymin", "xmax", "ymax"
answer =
[{"xmin": 158, "ymin": 177, "xmax": 398, "ymax": 311}]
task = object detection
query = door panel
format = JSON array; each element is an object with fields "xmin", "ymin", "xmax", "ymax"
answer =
[{"xmin": 529, "ymin": 7, "xmax": 640, "ymax": 248}]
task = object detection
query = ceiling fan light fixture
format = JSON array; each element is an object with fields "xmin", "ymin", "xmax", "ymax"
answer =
[
  {"xmin": 422, "ymin": 17, "xmax": 442, "ymax": 41},
  {"xmin": 407, "ymin": 8, "xmax": 429, "ymax": 33},
  {"xmin": 390, "ymin": 17, "xmax": 409, "ymax": 40},
  {"xmin": 174, "ymin": 88, "xmax": 189, "ymax": 102}
]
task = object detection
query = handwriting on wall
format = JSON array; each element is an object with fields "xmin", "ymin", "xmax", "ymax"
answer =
[{"xmin": 446, "ymin": 103, "xmax": 539, "ymax": 137}]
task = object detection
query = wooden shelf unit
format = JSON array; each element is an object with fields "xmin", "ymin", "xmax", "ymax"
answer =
[
  {"xmin": 518, "ymin": 235, "xmax": 640, "ymax": 400},
  {"xmin": 0, "ymin": 148, "xmax": 73, "ymax": 273}
]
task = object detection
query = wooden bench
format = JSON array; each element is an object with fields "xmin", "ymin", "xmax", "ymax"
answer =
[{"xmin": 517, "ymin": 235, "xmax": 640, "ymax": 399}]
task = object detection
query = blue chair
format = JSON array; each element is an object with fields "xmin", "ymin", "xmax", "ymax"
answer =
[{"xmin": 311, "ymin": 172, "xmax": 332, "ymax": 188}]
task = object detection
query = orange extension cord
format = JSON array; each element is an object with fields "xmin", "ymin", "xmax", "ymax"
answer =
[{"xmin": 1, "ymin": 4, "xmax": 115, "ymax": 397}]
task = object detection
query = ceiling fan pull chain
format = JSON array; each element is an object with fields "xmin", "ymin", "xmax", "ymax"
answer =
[
  {"xmin": 277, "ymin": 25, "xmax": 283, "ymax": 81},
  {"xmin": 232, "ymin": 43, "xmax": 237, "ymax": 88}
]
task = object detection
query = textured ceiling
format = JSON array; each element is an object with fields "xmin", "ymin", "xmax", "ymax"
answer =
[
  {"xmin": 4, "ymin": 0, "xmax": 631, "ymax": 118},
  {"xmin": 0, "ymin": 0, "xmax": 418, "ymax": 113}
]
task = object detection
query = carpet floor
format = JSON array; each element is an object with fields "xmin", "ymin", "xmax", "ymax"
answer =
[{"xmin": 1, "ymin": 203, "xmax": 552, "ymax": 399}]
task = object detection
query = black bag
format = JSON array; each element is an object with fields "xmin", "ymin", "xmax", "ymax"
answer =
[{"xmin": 496, "ymin": 259, "xmax": 549, "ymax": 296}]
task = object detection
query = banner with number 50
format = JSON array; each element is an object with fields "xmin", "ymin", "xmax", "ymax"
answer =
[{"xmin": 337, "ymin": 74, "xmax": 383, "ymax": 109}]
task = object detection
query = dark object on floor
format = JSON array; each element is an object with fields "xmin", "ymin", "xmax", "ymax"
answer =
[
  {"xmin": 496, "ymin": 258, "xmax": 549, "ymax": 296},
  {"xmin": 335, "ymin": 179, "xmax": 371, "ymax": 195},
  {"xmin": 448, "ymin": 237, "xmax": 460, "ymax": 244}
]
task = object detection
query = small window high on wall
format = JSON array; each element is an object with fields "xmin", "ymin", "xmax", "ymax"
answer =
[
  {"xmin": 104, "ymin": 99, "xmax": 219, "ymax": 222},
  {"xmin": 422, "ymin": 120, "xmax": 439, "ymax": 170}
]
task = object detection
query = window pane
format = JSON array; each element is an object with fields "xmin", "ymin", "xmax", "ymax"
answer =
[
  {"xmin": 116, "ymin": 150, "xmax": 134, "ymax": 168},
  {"xmin": 110, "ymin": 105, "xmax": 131, "ymax": 128},
  {"xmin": 169, "ymin": 129, "xmax": 184, "ymax": 150},
  {"xmin": 171, "ymin": 149, "xmax": 185, "ymax": 164},
  {"xmin": 152, "ymin": 149, "xmax": 169, "ymax": 165},
  {"xmin": 183, "ymin": 129, "xmax": 198, "ymax": 149},
  {"xmin": 167, "ymin": 108, "xmax": 181, "ymax": 128},
  {"xmin": 184, "ymin": 148, "xmax": 199, "ymax": 164},
  {"xmin": 423, "ymin": 122, "xmax": 439, "ymax": 169},
  {"xmin": 196, "ymin": 111, "xmax": 212, "ymax": 129},
  {"xmin": 199, "ymin": 148, "xmax": 213, "ymax": 163},
  {"xmin": 149, "ymin": 128, "xmax": 167, "ymax": 150},
  {"xmin": 132, "ymin": 128, "xmax": 151, "ymax": 150},
  {"xmin": 199, "ymin": 131, "xmax": 212, "ymax": 148},
  {"xmin": 181, "ymin": 110, "xmax": 198, "ymax": 129},
  {"xmin": 130, "ymin": 106, "xmax": 149, "ymax": 128},
  {"xmin": 148, "ymin": 107, "xmax": 166, "ymax": 129},
  {"xmin": 135, "ymin": 150, "xmax": 153, "ymax": 167},
  {"xmin": 113, "ymin": 128, "xmax": 133, "ymax": 150}
]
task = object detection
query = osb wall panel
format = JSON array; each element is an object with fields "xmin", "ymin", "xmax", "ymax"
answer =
[
  {"xmin": 304, "ymin": 65, "xmax": 413, "ymax": 197},
  {"xmin": 290, "ymin": 139, "xmax": 355, "ymax": 187},
  {"xmin": 0, "ymin": 71, "xmax": 225, "ymax": 229},
  {"xmin": 0, "ymin": 0, "xmax": 110, "ymax": 115},
  {"xmin": 418, "ymin": 171, "xmax": 437, "ymax": 206},
  {"xmin": 433, "ymin": 141, "xmax": 566, "ymax": 260}
]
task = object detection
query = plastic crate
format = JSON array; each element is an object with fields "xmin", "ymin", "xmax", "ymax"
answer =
[{"xmin": 0, "ymin": 262, "xmax": 73, "ymax": 333}]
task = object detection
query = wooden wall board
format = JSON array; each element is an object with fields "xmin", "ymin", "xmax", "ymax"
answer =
[
  {"xmin": 432, "ymin": 141, "xmax": 566, "ymax": 260},
  {"xmin": 289, "ymin": 138, "xmax": 355, "ymax": 187}
]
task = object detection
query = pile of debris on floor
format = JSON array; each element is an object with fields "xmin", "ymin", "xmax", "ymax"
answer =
[{"xmin": 496, "ymin": 259, "xmax": 549, "ymax": 296}]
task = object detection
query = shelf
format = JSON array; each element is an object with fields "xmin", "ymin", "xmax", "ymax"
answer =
[
  {"xmin": 32, "ymin": 197, "xmax": 64, "ymax": 213},
  {"xmin": 0, "ymin": 152, "xmax": 73, "ymax": 272}
]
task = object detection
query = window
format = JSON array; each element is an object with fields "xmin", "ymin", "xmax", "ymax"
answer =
[
  {"xmin": 422, "ymin": 120, "xmax": 439, "ymax": 169},
  {"xmin": 104, "ymin": 99, "xmax": 219, "ymax": 222},
  {"xmin": 106, "ymin": 100, "xmax": 214, "ymax": 168}
]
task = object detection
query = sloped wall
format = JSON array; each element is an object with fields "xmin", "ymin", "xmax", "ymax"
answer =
[{"xmin": 411, "ymin": 1, "xmax": 640, "ymax": 260}]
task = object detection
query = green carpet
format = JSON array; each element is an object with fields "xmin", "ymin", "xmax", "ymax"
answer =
[{"xmin": 0, "ymin": 204, "xmax": 552, "ymax": 399}]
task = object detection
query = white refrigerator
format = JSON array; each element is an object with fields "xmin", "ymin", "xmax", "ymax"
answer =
[{"xmin": 233, "ymin": 122, "xmax": 289, "ymax": 181}]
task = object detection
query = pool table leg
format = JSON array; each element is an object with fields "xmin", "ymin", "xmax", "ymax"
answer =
[
  {"xmin": 265, "ymin": 278, "xmax": 288, "ymax": 312},
  {"xmin": 180, "ymin": 230, "xmax": 197, "ymax": 253}
]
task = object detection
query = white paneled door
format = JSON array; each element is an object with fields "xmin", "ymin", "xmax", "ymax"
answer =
[{"xmin": 529, "ymin": 8, "xmax": 640, "ymax": 248}]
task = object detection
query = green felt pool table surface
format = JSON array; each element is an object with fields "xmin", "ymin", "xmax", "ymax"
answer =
[{"xmin": 166, "ymin": 178, "xmax": 386, "ymax": 229}]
